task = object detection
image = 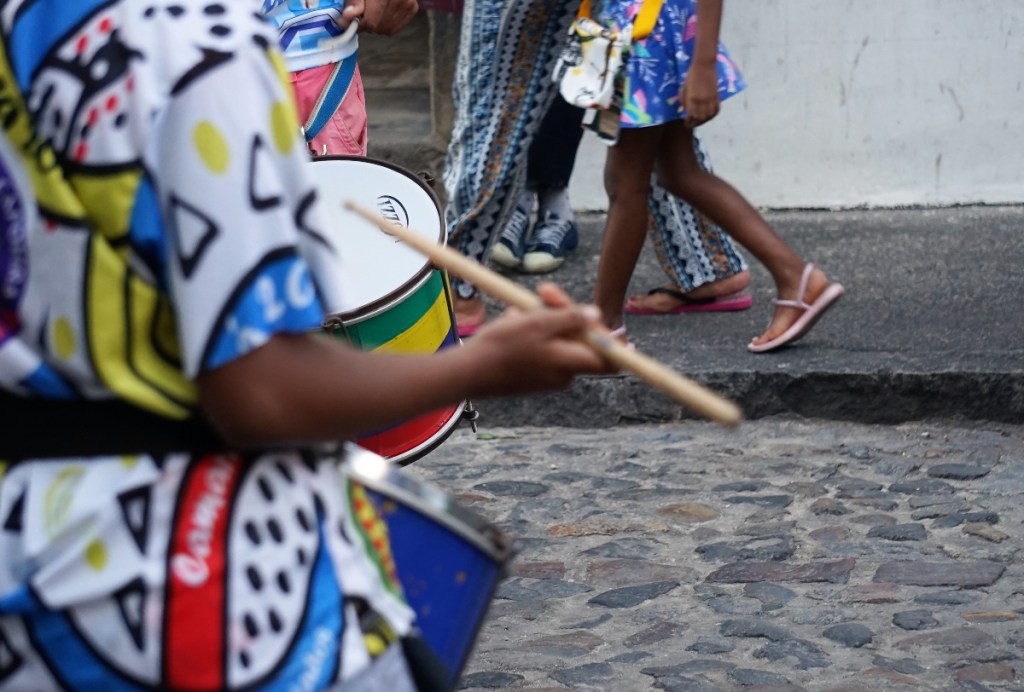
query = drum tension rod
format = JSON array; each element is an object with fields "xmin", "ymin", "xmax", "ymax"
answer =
[{"xmin": 462, "ymin": 400, "xmax": 479, "ymax": 433}]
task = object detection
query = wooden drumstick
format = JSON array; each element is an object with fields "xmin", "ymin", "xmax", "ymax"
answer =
[{"xmin": 343, "ymin": 201, "xmax": 743, "ymax": 427}]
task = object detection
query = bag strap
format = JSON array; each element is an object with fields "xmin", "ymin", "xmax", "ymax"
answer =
[
  {"xmin": 576, "ymin": 0, "xmax": 665, "ymax": 40},
  {"xmin": 633, "ymin": 0, "xmax": 665, "ymax": 39},
  {"xmin": 303, "ymin": 52, "xmax": 358, "ymax": 142},
  {"xmin": 302, "ymin": 17, "xmax": 362, "ymax": 142}
]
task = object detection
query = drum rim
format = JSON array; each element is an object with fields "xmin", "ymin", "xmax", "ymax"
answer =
[
  {"xmin": 311, "ymin": 155, "xmax": 447, "ymax": 324},
  {"xmin": 344, "ymin": 448, "xmax": 515, "ymax": 565},
  {"xmin": 324, "ymin": 270, "xmax": 433, "ymax": 327}
]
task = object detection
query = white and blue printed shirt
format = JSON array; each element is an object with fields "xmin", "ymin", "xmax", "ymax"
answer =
[{"xmin": 261, "ymin": 0, "xmax": 359, "ymax": 71}]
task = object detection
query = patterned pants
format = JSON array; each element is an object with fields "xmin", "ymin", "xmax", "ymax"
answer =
[{"xmin": 442, "ymin": 0, "xmax": 747, "ymax": 301}]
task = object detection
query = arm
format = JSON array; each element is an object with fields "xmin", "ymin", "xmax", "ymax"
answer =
[
  {"xmin": 197, "ymin": 283, "xmax": 612, "ymax": 448},
  {"xmin": 681, "ymin": 0, "xmax": 724, "ymax": 127},
  {"xmin": 359, "ymin": 0, "xmax": 420, "ymax": 35}
]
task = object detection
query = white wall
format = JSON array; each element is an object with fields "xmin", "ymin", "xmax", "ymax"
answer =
[{"xmin": 569, "ymin": 0, "xmax": 1024, "ymax": 210}]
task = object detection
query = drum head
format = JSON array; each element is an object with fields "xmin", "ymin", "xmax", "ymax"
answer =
[{"xmin": 308, "ymin": 156, "xmax": 445, "ymax": 319}]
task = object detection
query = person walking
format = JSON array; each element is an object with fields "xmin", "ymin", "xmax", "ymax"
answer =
[
  {"xmin": 443, "ymin": 0, "xmax": 751, "ymax": 337},
  {"xmin": 491, "ymin": 96, "xmax": 585, "ymax": 275},
  {"xmin": 591, "ymin": 0, "xmax": 844, "ymax": 351}
]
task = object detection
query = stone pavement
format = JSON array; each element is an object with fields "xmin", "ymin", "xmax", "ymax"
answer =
[{"xmin": 406, "ymin": 418, "xmax": 1024, "ymax": 691}]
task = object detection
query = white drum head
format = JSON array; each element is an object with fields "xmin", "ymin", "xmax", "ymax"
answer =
[{"xmin": 306, "ymin": 157, "xmax": 444, "ymax": 318}]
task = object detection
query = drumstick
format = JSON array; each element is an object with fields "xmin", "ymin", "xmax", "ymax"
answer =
[{"xmin": 344, "ymin": 201, "xmax": 743, "ymax": 427}]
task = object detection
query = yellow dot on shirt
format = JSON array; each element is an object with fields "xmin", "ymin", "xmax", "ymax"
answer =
[
  {"xmin": 53, "ymin": 316, "xmax": 76, "ymax": 359},
  {"xmin": 363, "ymin": 633, "xmax": 387, "ymax": 657},
  {"xmin": 39, "ymin": 147, "xmax": 57, "ymax": 170},
  {"xmin": 194, "ymin": 121, "xmax": 230, "ymax": 174},
  {"xmin": 85, "ymin": 539, "xmax": 108, "ymax": 571},
  {"xmin": 270, "ymin": 101, "xmax": 296, "ymax": 155}
]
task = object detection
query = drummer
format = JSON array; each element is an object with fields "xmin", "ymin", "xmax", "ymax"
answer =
[
  {"xmin": 0, "ymin": 4, "xmax": 612, "ymax": 691},
  {"xmin": 261, "ymin": 0, "xmax": 420, "ymax": 156}
]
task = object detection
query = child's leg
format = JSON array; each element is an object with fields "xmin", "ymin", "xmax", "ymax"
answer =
[
  {"xmin": 655, "ymin": 121, "xmax": 832, "ymax": 346},
  {"xmin": 594, "ymin": 126, "xmax": 665, "ymax": 330},
  {"xmin": 629, "ymin": 135, "xmax": 751, "ymax": 313}
]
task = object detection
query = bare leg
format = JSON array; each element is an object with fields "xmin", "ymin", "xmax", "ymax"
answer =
[
  {"xmin": 628, "ymin": 134, "xmax": 751, "ymax": 312},
  {"xmin": 593, "ymin": 127, "xmax": 665, "ymax": 331},
  {"xmin": 655, "ymin": 122, "xmax": 831, "ymax": 345}
]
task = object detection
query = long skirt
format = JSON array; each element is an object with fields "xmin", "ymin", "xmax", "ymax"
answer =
[{"xmin": 442, "ymin": 0, "xmax": 747, "ymax": 302}]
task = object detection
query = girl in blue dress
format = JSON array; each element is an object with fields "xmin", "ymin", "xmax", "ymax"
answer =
[{"xmin": 593, "ymin": 0, "xmax": 845, "ymax": 352}]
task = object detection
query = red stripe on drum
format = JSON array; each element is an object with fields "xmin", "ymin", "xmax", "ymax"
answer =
[{"xmin": 357, "ymin": 403, "xmax": 464, "ymax": 464}]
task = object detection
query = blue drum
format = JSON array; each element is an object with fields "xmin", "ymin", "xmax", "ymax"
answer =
[{"xmin": 344, "ymin": 448, "xmax": 515, "ymax": 685}]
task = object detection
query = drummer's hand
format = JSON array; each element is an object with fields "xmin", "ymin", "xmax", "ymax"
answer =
[
  {"xmin": 340, "ymin": 0, "xmax": 364, "ymax": 29},
  {"xmin": 360, "ymin": 0, "xmax": 419, "ymax": 35},
  {"xmin": 464, "ymin": 282, "xmax": 616, "ymax": 397}
]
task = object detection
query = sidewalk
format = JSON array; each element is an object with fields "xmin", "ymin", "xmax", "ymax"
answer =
[{"xmin": 466, "ymin": 205, "xmax": 1024, "ymax": 428}]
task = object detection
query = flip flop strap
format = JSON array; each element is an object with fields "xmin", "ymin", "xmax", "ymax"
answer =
[
  {"xmin": 773, "ymin": 263, "xmax": 816, "ymax": 310},
  {"xmin": 773, "ymin": 298, "xmax": 810, "ymax": 309}
]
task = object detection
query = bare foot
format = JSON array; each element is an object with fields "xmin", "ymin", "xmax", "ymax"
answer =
[
  {"xmin": 454, "ymin": 295, "xmax": 486, "ymax": 334},
  {"xmin": 626, "ymin": 271, "xmax": 751, "ymax": 313},
  {"xmin": 749, "ymin": 265, "xmax": 832, "ymax": 347}
]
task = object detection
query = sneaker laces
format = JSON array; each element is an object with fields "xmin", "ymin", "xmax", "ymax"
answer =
[
  {"xmin": 532, "ymin": 215, "xmax": 575, "ymax": 248},
  {"xmin": 500, "ymin": 205, "xmax": 531, "ymax": 245}
]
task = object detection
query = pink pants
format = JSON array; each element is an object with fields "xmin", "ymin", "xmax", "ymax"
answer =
[{"xmin": 290, "ymin": 62, "xmax": 368, "ymax": 157}]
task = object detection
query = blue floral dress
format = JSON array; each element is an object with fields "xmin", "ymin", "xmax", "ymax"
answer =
[{"xmin": 598, "ymin": 0, "xmax": 746, "ymax": 128}]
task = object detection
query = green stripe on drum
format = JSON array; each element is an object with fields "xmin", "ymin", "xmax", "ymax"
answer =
[{"xmin": 336, "ymin": 271, "xmax": 452, "ymax": 352}]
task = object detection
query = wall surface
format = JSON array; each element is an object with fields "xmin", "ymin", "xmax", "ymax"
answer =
[{"xmin": 569, "ymin": 0, "xmax": 1024, "ymax": 210}]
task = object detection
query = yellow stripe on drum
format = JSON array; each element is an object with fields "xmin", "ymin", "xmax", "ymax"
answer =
[
  {"xmin": 334, "ymin": 271, "xmax": 456, "ymax": 354},
  {"xmin": 377, "ymin": 285, "xmax": 454, "ymax": 354}
]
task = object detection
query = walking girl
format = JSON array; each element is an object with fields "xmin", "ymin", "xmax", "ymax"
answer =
[{"xmin": 592, "ymin": 0, "xmax": 844, "ymax": 351}]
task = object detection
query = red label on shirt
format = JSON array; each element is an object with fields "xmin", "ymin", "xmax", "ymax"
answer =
[{"xmin": 165, "ymin": 455, "xmax": 240, "ymax": 689}]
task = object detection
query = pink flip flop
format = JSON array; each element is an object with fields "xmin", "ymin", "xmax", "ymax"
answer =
[
  {"xmin": 457, "ymin": 321, "xmax": 483, "ymax": 338},
  {"xmin": 625, "ymin": 288, "xmax": 753, "ymax": 315},
  {"xmin": 748, "ymin": 263, "xmax": 844, "ymax": 353}
]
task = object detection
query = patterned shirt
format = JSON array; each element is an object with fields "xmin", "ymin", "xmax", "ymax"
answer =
[
  {"xmin": 0, "ymin": 2, "xmax": 411, "ymax": 689},
  {"xmin": 0, "ymin": 0, "xmax": 332, "ymax": 416},
  {"xmin": 261, "ymin": 0, "xmax": 360, "ymax": 71}
]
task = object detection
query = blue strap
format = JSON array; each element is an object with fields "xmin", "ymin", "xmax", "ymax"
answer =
[{"xmin": 303, "ymin": 51, "xmax": 358, "ymax": 142}]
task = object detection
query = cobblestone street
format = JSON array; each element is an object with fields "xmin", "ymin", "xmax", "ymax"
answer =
[{"xmin": 408, "ymin": 418, "xmax": 1024, "ymax": 691}]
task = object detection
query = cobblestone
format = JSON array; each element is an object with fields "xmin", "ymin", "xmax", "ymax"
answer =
[{"xmin": 404, "ymin": 417, "xmax": 1024, "ymax": 690}]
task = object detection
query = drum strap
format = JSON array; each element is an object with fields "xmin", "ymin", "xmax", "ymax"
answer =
[{"xmin": 303, "ymin": 51, "xmax": 359, "ymax": 142}]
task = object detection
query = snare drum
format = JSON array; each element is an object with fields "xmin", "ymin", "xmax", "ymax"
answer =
[
  {"xmin": 307, "ymin": 156, "xmax": 466, "ymax": 465},
  {"xmin": 344, "ymin": 447, "xmax": 514, "ymax": 686}
]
